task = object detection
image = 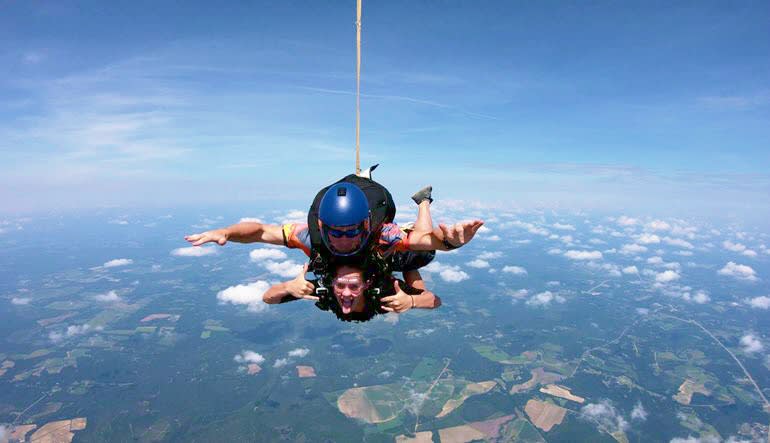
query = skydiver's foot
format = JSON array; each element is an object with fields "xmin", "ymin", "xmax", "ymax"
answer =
[{"xmin": 412, "ymin": 186, "xmax": 433, "ymax": 205}]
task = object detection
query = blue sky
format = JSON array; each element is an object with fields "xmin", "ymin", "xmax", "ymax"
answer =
[{"xmin": 1, "ymin": 1, "xmax": 768, "ymax": 219}]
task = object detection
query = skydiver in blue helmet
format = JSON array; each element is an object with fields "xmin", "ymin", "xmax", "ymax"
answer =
[{"xmin": 185, "ymin": 166, "xmax": 483, "ymax": 319}]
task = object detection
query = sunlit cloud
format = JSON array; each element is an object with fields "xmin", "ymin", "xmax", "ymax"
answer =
[
  {"xmin": 171, "ymin": 246, "xmax": 218, "ymax": 257},
  {"xmin": 217, "ymin": 281, "xmax": 270, "ymax": 313},
  {"xmin": 718, "ymin": 262, "xmax": 758, "ymax": 282},
  {"xmin": 502, "ymin": 265, "xmax": 527, "ymax": 275},
  {"xmin": 564, "ymin": 250, "xmax": 603, "ymax": 260},
  {"xmin": 746, "ymin": 296, "xmax": 770, "ymax": 309},
  {"xmin": 740, "ymin": 334, "xmax": 763, "ymax": 354},
  {"xmin": 103, "ymin": 258, "xmax": 133, "ymax": 268}
]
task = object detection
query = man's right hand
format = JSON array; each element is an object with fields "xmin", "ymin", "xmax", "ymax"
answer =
[
  {"xmin": 285, "ymin": 264, "xmax": 318, "ymax": 301},
  {"xmin": 184, "ymin": 230, "xmax": 228, "ymax": 246}
]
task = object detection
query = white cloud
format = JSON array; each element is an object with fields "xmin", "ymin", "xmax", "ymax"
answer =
[
  {"xmin": 670, "ymin": 224, "xmax": 698, "ymax": 240},
  {"xmin": 670, "ymin": 437, "xmax": 721, "ymax": 443},
  {"xmin": 740, "ymin": 334, "xmax": 763, "ymax": 354},
  {"xmin": 234, "ymin": 350, "xmax": 265, "ymax": 365},
  {"xmin": 655, "ymin": 270, "xmax": 680, "ymax": 283},
  {"xmin": 440, "ymin": 268, "xmax": 469, "ymax": 283},
  {"xmin": 383, "ymin": 313, "xmax": 399, "ymax": 324},
  {"xmin": 483, "ymin": 235, "xmax": 501, "ymax": 241},
  {"xmin": 564, "ymin": 250, "xmax": 603, "ymax": 260},
  {"xmin": 647, "ymin": 256, "xmax": 663, "ymax": 265},
  {"xmin": 264, "ymin": 260, "xmax": 303, "ymax": 278},
  {"xmin": 675, "ymin": 250, "xmax": 694, "ymax": 257},
  {"xmin": 691, "ymin": 291, "xmax": 711, "ymax": 304},
  {"xmin": 747, "ymin": 296, "xmax": 770, "ymax": 309},
  {"xmin": 636, "ymin": 233, "xmax": 661, "ymax": 244},
  {"xmin": 723, "ymin": 240, "xmax": 746, "ymax": 252},
  {"xmin": 249, "ymin": 248, "xmax": 288, "ymax": 261},
  {"xmin": 467, "ymin": 259, "xmax": 490, "ymax": 269},
  {"xmin": 508, "ymin": 220, "xmax": 550, "ymax": 236},
  {"xmin": 646, "ymin": 220, "xmax": 671, "ymax": 231},
  {"xmin": 682, "ymin": 291, "xmax": 711, "ymax": 305},
  {"xmin": 552, "ymin": 223, "xmax": 575, "ymax": 231},
  {"xmin": 478, "ymin": 251, "xmax": 502, "ymax": 260},
  {"xmin": 502, "ymin": 266, "xmax": 527, "ymax": 275},
  {"xmin": 51, "ymin": 323, "xmax": 100, "ymax": 343},
  {"xmin": 94, "ymin": 290, "xmax": 121, "ymax": 303},
  {"xmin": 579, "ymin": 400, "xmax": 629, "ymax": 433},
  {"xmin": 620, "ymin": 243, "xmax": 648, "ymax": 255},
  {"xmin": 586, "ymin": 261, "xmax": 622, "ymax": 277},
  {"xmin": 171, "ymin": 246, "xmax": 218, "ymax": 257},
  {"xmin": 630, "ymin": 401, "xmax": 647, "ymax": 421},
  {"xmin": 718, "ymin": 262, "xmax": 758, "ymax": 282},
  {"xmin": 663, "ymin": 262, "xmax": 681, "ymax": 271},
  {"xmin": 509, "ymin": 289, "xmax": 529, "ymax": 299},
  {"xmin": 526, "ymin": 291, "xmax": 565, "ymax": 307},
  {"xmin": 663, "ymin": 237, "xmax": 694, "ymax": 249},
  {"xmin": 423, "ymin": 262, "xmax": 470, "ymax": 283},
  {"xmin": 742, "ymin": 249, "xmax": 757, "ymax": 257},
  {"xmin": 547, "ymin": 248, "xmax": 563, "ymax": 255},
  {"xmin": 67, "ymin": 324, "xmax": 94, "ymax": 337},
  {"xmin": 288, "ymin": 348, "xmax": 310, "ymax": 358},
  {"xmin": 616, "ymin": 216, "xmax": 637, "ymax": 226},
  {"xmin": 239, "ymin": 217, "xmax": 262, "ymax": 223},
  {"xmin": 103, "ymin": 258, "xmax": 133, "ymax": 268},
  {"xmin": 273, "ymin": 358, "xmax": 289, "ymax": 368},
  {"xmin": 622, "ymin": 266, "xmax": 638, "ymax": 275},
  {"xmin": 11, "ymin": 297, "xmax": 31, "ymax": 305},
  {"xmin": 280, "ymin": 210, "xmax": 306, "ymax": 224},
  {"xmin": 49, "ymin": 331, "xmax": 64, "ymax": 343},
  {"xmin": 636, "ymin": 308, "xmax": 650, "ymax": 315},
  {"xmin": 217, "ymin": 281, "xmax": 270, "ymax": 313}
]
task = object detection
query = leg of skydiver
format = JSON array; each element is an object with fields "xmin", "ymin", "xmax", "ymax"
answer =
[{"xmin": 411, "ymin": 186, "xmax": 433, "ymax": 232}]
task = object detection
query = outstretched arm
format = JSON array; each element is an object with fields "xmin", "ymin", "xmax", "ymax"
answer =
[
  {"xmin": 263, "ymin": 264, "xmax": 318, "ymax": 304},
  {"xmin": 185, "ymin": 222, "xmax": 284, "ymax": 247},
  {"xmin": 406, "ymin": 220, "xmax": 484, "ymax": 251}
]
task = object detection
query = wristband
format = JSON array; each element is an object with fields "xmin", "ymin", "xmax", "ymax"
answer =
[
  {"xmin": 410, "ymin": 295, "xmax": 415, "ymax": 308},
  {"xmin": 442, "ymin": 238, "xmax": 460, "ymax": 250}
]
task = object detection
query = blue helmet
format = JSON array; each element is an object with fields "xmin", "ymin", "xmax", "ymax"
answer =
[{"xmin": 318, "ymin": 183, "xmax": 371, "ymax": 256}]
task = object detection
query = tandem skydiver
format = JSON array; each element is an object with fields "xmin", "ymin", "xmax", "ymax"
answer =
[{"xmin": 184, "ymin": 169, "xmax": 483, "ymax": 320}]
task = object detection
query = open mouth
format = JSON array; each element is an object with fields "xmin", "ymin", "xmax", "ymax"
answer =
[{"xmin": 339, "ymin": 294, "xmax": 358, "ymax": 314}]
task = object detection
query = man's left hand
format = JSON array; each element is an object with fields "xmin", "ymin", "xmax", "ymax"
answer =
[{"xmin": 439, "ymin": 220, "xmax": 484, "ymax": 248}]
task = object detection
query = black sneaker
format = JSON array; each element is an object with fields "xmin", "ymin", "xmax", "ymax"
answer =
[{"xmin": 411, "ymin": 186, "xmax": 433, "ymax": 205}]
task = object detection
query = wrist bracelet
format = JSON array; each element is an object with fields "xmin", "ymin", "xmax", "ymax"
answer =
[
  {"xmin": 410, "ymin": 295, "xmax": 415, "ymax": 308},
  {"xmin": 442, "ymin": 238, "xmax": 459, "ymax": 250}
]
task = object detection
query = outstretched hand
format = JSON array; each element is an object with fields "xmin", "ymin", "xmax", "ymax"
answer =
[
  {"xmin": 380, "ymin": 280, "xmax": 413, "ymax": 313},
  {"xmin": 286, "ymin": 264, "xmax": 318, "ymax": 301},
  {"xmin": 438, "ymin": 220, "xmax": 484, "ymax": 248},
  {"xmin": 184, "ymin": 229, "xmax": 228, "ymax": 246}
]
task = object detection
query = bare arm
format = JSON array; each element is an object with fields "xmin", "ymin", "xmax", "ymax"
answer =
[
  {"xmin": 406, "ymin": 221, "xmax": 484, "ymax": 251},
  {"xmin": 185, "ymin": 222, "xmax": 284, "ymax": 246},
  {"xmin": 404, "ymin": 270, "xmax": 441, "ymax": 309},
  {"xmin": 263, "ymin": 264, "xmax": 318, "ymax": 304},
  {"xmin": 381, "ymin": 273, "xmax": 441, "ymax": 313}
]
